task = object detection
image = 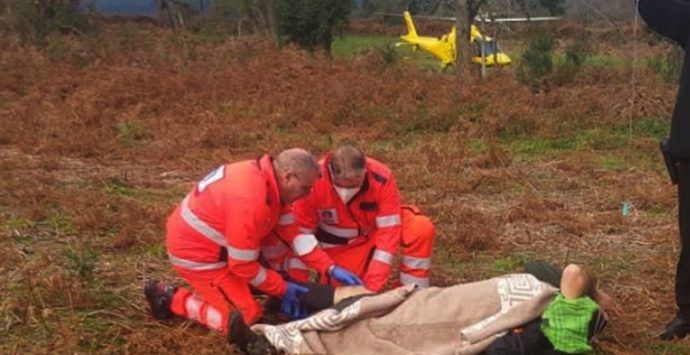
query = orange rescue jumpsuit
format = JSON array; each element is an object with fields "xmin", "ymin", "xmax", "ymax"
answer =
[
  {"xmin": 270, "ymin": 154, "xmax": 435, "ymax": 292},
  {"xmin": 165, "ymin": 155, "xmax": 333, "ymax": 332}
]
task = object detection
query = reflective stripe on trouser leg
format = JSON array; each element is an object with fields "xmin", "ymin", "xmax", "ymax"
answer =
[
  {"xmin": 173, "ymin": 267, "xmax": 263, "ymax": 326},
  {"xmin": 399, "ymin": 207, "xmax": 434, "ymax": 287},
  {"xmin": 186, "ymin": 293, "xmax": 224, "ymax": 330},
  {"xmin": 170, "ymin": 287, "xmax": 228, "ymax": 332}
]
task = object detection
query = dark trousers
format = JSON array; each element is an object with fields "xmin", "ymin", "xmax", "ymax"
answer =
[{"xmin": 677, "ymin": 161, "xmax": 690, "ymax": 319}]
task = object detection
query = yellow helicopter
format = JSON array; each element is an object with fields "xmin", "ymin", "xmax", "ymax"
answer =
[{"xmin": 398, "ymin": 11, "xmax": 511, "ymax": 68}]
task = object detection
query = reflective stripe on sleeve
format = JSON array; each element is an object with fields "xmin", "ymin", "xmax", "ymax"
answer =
[
  {"xmin": 285, "ymin": 258, "xmax": 308, "ymax": 270},
  {"xmin": 372, "ymin": 249, "xmax": 394, "ymax": 264},
  {"xmin": 375, "ymin": 214, "xmax": 401, "ymax": 228},
  {"xmin": 318, "ymin": 223, "xmax": 359, "ymax": 238},
  {"xmin": 168, "ymin": 253, "xmax": 227, "ymax": 271},
  {"xmin": 227, "ymin": 245, "xmax": 260, "ymax": 261},
  {"xmin": 299, "ymin": 227, "xmax": 315, "ymax": 234},
  {"xmin": 401, "ymin": 255, "xmax": 432, "ymax": 270},
  {"xmin": 249, "ymin": 266, "xmax": 268, "ymax": 287},
  {"xmin": 319, "ymin": 242, "xmax": 341, "ymax": 249},
  {"xmin": 292, "ymin": 234, "xmax": 318, "ymax": 256},
  {"xmin": 180, "ymin": 195, "xmax": 227, "ymax": 247},
  {"xmin": 278, "ymin": 213, "xmax": 295, "ymax": 225}
]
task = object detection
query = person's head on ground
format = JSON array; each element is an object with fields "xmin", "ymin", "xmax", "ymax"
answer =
[
  {"xmin": 329, "ymin": 145, "xmax": 366, "ymax": 202},
  {"xmin": 560, "ymin": 264, "xmax": 596, "ymax": 299},
  {"xmin": 273, "ymin": 148, "xmax": 321, "ymax": 204}
]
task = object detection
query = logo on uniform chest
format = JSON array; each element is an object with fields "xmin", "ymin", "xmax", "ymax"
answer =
[{"xmin": 318, "ymin": 208, "xmax": 338, "ymax": 224}]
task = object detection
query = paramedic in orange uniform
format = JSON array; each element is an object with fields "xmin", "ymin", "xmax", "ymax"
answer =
[
  {"xmin": 286, "ymin": 145, "xmax": 435, "ymax": 292},
  {"xmin": 143, "ymin": 148, "xmax": 361, "ymax": 351}
]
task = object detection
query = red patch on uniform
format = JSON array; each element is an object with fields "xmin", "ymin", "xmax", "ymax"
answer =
[{"xmin": 319, "ymin": 209, "xmax": 338, "ymax": 224}]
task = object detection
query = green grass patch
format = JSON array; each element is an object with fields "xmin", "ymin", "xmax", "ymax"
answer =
[
  {"xmin": 577, "ymin": 128, "xmax": 629, "ymax": 151},
  {"xmin": 4, "ymin": 214, "xmax": 34, "ymax": 231},
  {"xmin": 64, "ymin": 245, "xmax": 99, "ymax": 281},
  {"xmin": 103, "ymin": 175, "xmax": 185, "ymax": 203},
  {"xmin": 647, "ymin": 205, "xmax": 669, "ymax": 216},
  {"xmin": 583, "ymin": 54, "xmax": 629, "ymax": 68},
  {"xmin": 591, "ymin": 253, "xmax": 635, "ymax": 279},
  {"xmin": 93, "ymin": 286, "xmax": 126, "ymax": 309},
  {"xmin": 77, "ymin": 314, "xmax": 115, "ymax": 351},
  {"xmin": 600, "ymin": 154, "xmax": 624, "ymax": 171},
  {"xmin": 643, "ymin": 341, "xmax": 690, "ymax": 355},
  {"xmin": 137, "ymin": 242, "xmax": 167, "ymax": 259},
  {"xmin": 492, "ymin": 253, "xmax": 536, "ymax": 274},
  {"xmin": 501, "ymin": 116, "xmax": 669, "ymax": 162},
  {"xmin": 332, "ymin": 35, "xmax": 447, "ymax": 71},
  {"xmin": 615, "ymin": 116, "xmax": 669, "ymax": 139},
  {"xmin": 503, "ymin": 136, "xmax": 577, "ymax": 158},
  {"xmin": 45, "ymin": 209, "xmax": 76, "ymax": 236},
  {"xmin": 105, "ymin": 176, "xmax": 136, "ymax": 197},
  {"xmin": 332, "ymin": 35, "xmax": 396, "ymax": 57},
  {"xmin": 516, "ymin": 52, "xmax": 630, "ymax": 69},
  {"xmin": 4, "ymin": 214, "xmax": 36, "ymax": 244},
  {"xmin": 470, "ymin": 139, "xmax": 487, "ymax": 154},
  {"xmin": 433, "ymin": 249, "xmax": 539, "ymax": 282},
  {"xmin": 116, "ymin": 120, "xmax": 145, "ymax": 146}
]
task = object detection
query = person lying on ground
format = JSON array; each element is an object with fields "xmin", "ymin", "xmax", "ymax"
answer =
[{"xmin": 232, "ymin": 261, "xmax": 620, "ymax": 355}]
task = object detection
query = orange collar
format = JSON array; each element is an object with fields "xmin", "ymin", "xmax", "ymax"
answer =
[{"xmin": 258, "ymin": 154, "xmax": 281, "ymax": 207}]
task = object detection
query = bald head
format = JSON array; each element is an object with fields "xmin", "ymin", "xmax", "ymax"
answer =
[{"xmin": 273, "ymin": 148, "xmax": 321, "ymax": 204}]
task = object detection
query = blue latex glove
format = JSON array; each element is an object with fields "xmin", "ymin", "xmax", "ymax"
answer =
[
  {"xmin": 328, "ymin": 265, "xmax": 363, "ymax": 286},
  {"xmin": 281, "ymin": 282, "xmax": 310, "ymax": 320}
]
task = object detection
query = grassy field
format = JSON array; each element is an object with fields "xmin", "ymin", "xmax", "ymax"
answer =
[
  {"xmin": 2, "ymin": 21, "xmax": 690, "ymax": 354},
  {"xmin": 333, "ymin": 35, "xmax": 452, "ymax": 70}
]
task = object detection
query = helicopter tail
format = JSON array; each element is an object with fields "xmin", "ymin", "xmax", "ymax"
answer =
[{"xmin": 403, "ymin": 11, "xmax": 418, "ymax": 38}]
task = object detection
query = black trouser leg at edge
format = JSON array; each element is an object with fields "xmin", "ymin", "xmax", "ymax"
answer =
[{"xmin": 676, "ymin": 160, "xmax": 690, "ymax": 319}]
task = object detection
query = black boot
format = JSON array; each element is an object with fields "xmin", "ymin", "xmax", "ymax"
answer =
[
  {"xmin": 144, "ymin": 280, "xmax": 176, "ymax": 320},
  {"xmin": 227, "ymin": 311, "xmax": 276, "ymax": 354},
  {"xmin": 660, "ymin": 316, "xmax": 690, "ymax": 340}
]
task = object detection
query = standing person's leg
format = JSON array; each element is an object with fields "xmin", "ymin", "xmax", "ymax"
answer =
[
  {"xmin": 676, "ymin": 160, "xmax": 690, "ymax": 318},
  {"xmin": 398, "ymin": 205, "xmax": 435, "ymax": 288},
  {"xmin": 662, "ymin": 159, "xmax": 690, "ymax": 339}
]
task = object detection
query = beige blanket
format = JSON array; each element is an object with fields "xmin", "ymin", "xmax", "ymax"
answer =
[{"xmin": 252, "ymin": 273, "xmax": 558, "ymax": 354}]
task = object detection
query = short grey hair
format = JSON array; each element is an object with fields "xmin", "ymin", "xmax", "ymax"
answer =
[
  {"xmin": 275, "ymin": 148, "xmax": 320, "ymax": 176},
  {"xmin": 329, "ymin": 145, "xmax": 366, "ymax": 179}
]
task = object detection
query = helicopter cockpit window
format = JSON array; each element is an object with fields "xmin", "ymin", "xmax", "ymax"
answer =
[{"xmin": 474, "ymin": 39, "xmax": 499, "ymax": 57}]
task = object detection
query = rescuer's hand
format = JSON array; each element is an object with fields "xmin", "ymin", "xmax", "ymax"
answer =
[
  {"xmin": 281, "ymin": 282, "xmax": 310, "ymax": 319},
  {"xmin": 329, "ymin": 265, "xmax": 363, "ymax": 286}
]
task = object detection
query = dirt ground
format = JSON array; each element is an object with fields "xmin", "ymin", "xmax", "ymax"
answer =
[{"xmin": 2, "ymin": 20, "xmax": 690, "ymax": 354}]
